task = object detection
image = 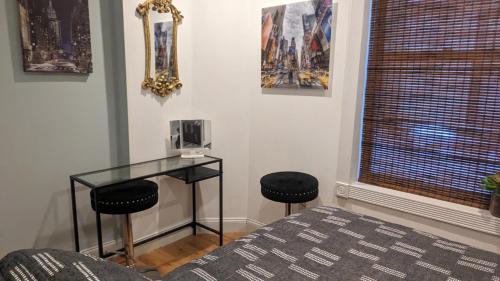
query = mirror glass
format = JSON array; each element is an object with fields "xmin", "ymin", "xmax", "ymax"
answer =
[{"xmin": 150, "ymin": 11, "xmax": 175, "ymax": 82}]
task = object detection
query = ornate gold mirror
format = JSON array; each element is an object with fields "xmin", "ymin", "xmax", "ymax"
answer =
[{"xmin": 137, "ymin": 0, "xmax": 183, "ymax": 97}]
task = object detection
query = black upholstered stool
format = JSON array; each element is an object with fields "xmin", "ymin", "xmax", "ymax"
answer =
[
  {"xmin": 260, "ymin": 172, "xmax": 318, "ymax": 216},
  {"xmin": 90, "ymin": 180, "xmax": 158, "ymax": 265}
]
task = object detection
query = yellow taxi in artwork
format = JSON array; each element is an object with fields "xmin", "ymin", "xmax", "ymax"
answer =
[
  {"xmin": 298, "ymin": 71, "xmax": 313, "ymax": 87},
  {"xmin": 261, "ymin": 74, "xmax": 276, "ymax": 88},
  {"xmin": 318, "ymin": 72, "xmax": 329, "ymax": 89}
]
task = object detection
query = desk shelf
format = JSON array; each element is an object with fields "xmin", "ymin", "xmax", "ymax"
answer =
[{"xmin": 166, "ymin": 166, "xmax": 221, "ymax": 184}]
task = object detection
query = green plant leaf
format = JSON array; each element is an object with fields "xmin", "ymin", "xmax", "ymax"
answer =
[
  {"xmin": 481, "ymin": 173, "xmax": 500, "ymax": 193},
  {"xmin": 484, "ymin": 184, "xmax": 497, "ymax": 191}
]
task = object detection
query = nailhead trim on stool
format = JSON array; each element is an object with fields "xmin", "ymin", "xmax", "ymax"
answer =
[
  {"xmin": 90, "ymin": 180, "xmax": 159, "ymax": 215},
  {"xmin": 260, "ymin": 172, "xmax": 318, "ymax": 204}
]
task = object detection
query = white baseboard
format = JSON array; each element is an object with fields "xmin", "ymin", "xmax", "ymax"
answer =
[
  {"xmin": 81, "ymin": 217, "xmax": 266, "ymax": 257},
  {"xmin": 197, "ymin": 217, "xmax": 265, "ymax": 232},
  {"xmin": 247, "ymin": 218, "xmax": 266, "ymax": 229}
]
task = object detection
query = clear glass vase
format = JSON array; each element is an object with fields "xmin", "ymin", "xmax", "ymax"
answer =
[{"xmin": 490, "ymin": 193, "xmax": 500, "ymax": 218}]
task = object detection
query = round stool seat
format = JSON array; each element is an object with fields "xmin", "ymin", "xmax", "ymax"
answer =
[
  {"xmin": 90, "ymin": 180, "xmax": 158, "ymax": 215},
  {"xmin": 260, "ymin": 172, "xmax": 318, "ymax": 204}
]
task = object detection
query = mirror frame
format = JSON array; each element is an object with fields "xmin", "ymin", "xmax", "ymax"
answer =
[{"xmin": 137, "ymin": 0, "xmax": 183, "ymax": 97}]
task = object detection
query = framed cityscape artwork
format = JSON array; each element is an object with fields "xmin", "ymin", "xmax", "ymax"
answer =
[
  {"xmin": 18, "ymin": 0, "xmax": 93, "ymax": 74},
  {"xmin": 261, "ymin": 0, "xmax": 335, "ymax": 90}
]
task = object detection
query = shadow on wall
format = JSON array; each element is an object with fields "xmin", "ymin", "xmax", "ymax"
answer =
[
  {"xmin": 141, "ymin": 84, "xmax": 183, "ymax": 107},
  {"xmin": 157, "ymin": 176, "xmax": 192, "ymax": 228},
  {"xmin": 33, "ymin": 186, "xmax": 122, "ymax": 252},
  {"xmin": 100, "ymin": 0, "xmax": 130, "ymax": 167},
  {"xmin": 257, "ymin": 191, "xmax": 322, "ymax": 224},
  {"xmin": 0, "ymin": 0, "xmax": 130, "ymax": 252},
  {"xmin": 4, "ymin": 0, "xmax": 88, "ymax": 83},
  {"xmin": 33, "ymin": 0, "xmax": 130, "ymax": 249}
]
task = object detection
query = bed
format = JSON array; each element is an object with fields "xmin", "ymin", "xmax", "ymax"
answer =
[{"xmin": 1, "ymin": 206, "xmax": 499, "ymax": 280}]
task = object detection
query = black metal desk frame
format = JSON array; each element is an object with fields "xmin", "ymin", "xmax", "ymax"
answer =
[{"xmin": 70, "ymin": 156, "xmax": 223, "ymax": 258}]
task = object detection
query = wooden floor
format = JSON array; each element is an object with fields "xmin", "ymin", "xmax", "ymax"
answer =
[{"xmin": 111, "ymin": 232, "xmax": 244, "ymax": 276}]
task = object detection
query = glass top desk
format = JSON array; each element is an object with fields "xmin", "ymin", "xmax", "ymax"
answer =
[{"xmin": 70, "ymin": 155, "xmax": 223, "ymax": 258}]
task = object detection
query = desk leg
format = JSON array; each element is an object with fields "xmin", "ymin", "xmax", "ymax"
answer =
[
  {"xmin": 70, "ymin": 179, "xmax": 80, "ymax": 252},
  {"xmin": 219, "ymin": 162, "xmax": 223, "ymax": 246},
  {"xmin": 93, "ymin": 189, "xmax": 104, "ymax": 258},
  {"xmin": 192, "ymin": 182, "xmax": 197, "ymax": 236}
]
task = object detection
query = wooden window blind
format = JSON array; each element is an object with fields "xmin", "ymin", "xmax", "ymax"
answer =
[{"xmin": 360, "ymin": 0, "xmax": 500, "ymax": 209}]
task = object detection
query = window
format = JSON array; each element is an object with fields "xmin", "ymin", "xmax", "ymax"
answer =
[{"xmin": 360, "ymin": 0, "xmax": 499, "ymax": 209}]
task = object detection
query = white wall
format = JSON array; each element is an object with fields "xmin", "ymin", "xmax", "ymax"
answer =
[
  {"xmin": 190, "ymin": 0, "xmax": 253, "ymax": 222},
  {"xmin": 123, "ymin": 1, "xmax": 194, "ymax": 163},
  {"xmin": 246, "ymin": 0, "xmax": 345, "ymax": 223},
  {"xmin": 121, "ymin": 0, "xmax": 195, "ymax": 243},
  {"xmin": 120, "ymin": 0, "xmax": 499, "ymax": 254},
  {"xmin": 187, "ymin": 0, "xmax": 346, "ymax": 225},
  {"xmin": 122, "ymin": 0, "xmax": 252, "ymax": 245},
  {"xmin": 188, "ymin": 0, "xmax": 500, "ymax": 253}
]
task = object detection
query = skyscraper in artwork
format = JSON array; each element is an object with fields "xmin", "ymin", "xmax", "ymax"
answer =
[
  {"xmin": 70, "ymin": 0, "xmax": 92, "ymax": 71},
  {"xmin": 47, "ymin": 0, "xmax": 62, "ymax": 50}
]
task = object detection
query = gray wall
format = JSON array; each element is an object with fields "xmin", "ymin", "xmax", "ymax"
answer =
[{"xmin": 0, "ymin": 0, "xmax": 128, "ymax": 257}]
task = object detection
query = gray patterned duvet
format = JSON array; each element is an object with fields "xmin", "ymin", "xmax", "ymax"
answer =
[
  {"xmin": 0, "ymin": 249, "xmax": 149, "ymax": 281},
  {"xmin": 164, "ymin": 206, "xmax": 500, "ymax": 281},
  {"xmin": 1, "ymin": 206, "xmax": 499, "ymax": 281}
]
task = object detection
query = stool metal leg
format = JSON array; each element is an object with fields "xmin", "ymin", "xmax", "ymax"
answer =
[
  {"xmin": 192, "ymin": 182, "xmax": 197, "ymax": 236},
  {"xmin": 286, "ymin": 203, "xmax": 291, "ymax": 216},
  {"xmin": 96, "ymin": 212, "xmax": 104, "ymax": 257},
  {"xmin": 123, "ymin": 214, "xmax": 134, "ymax": 266}
]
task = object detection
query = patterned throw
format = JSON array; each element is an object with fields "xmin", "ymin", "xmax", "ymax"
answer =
[
  {"xmin": 1, "ymin": 207, "xmax": 499, "ymax": 280},
  {"xmin": 164, "ymin": 207, "xmax": 500, "ymax": 281},
  {"xmin": 0, "ymin": 249, "xmax": 151, "ymax": 281}
]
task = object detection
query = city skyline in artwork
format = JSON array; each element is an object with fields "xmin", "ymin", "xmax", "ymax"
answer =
[
  {"xmin": 154, "ymin": 21, "xmax": 174, "ymax": 76},
  {"xmin": 18, "ymin": 0, "xmax": 92, "ymax": 74},
  {"xmin": 261, "ymin": 0, "xmax": 335, "ymax": 90}
]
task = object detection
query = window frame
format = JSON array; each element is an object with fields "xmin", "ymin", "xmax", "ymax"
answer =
[{"xmin": 334, "ymin": 0, "xmax": 499, "ymax": 235}]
